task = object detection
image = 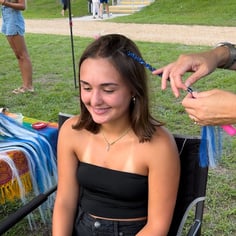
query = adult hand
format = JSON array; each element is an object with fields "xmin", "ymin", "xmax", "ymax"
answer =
[
  {"xmin": 153, "ymin": 50, "xmax": 221, "ymax": 97},
  {"xmin": 182, "ymin": 89, "xmax": 236, "ymax": 126}
]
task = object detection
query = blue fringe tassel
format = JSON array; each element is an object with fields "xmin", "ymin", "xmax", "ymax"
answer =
[
  {"xmin": 0, "ymin": 113, "xmax": 57, "ymax": 228},
  {"xmin": 0, "ymin": 113, "xmax": 57, "ymax": 192},
  {"xmin": 200, "ymin": 126, "xmax": 222, "ymax": 168}
]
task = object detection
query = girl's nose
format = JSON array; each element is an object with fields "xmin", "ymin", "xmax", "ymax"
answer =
[{"xmin": 90, "ymin": 90, "xmax": 103, "ymax": 106}]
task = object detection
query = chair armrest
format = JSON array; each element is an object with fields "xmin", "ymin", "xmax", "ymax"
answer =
[
  {"xmin": 176, "ymin": 196, "xmax": 205, "ymax": 236},
  {"xmin": 187, "ymin": 219, "xmax": 201, "ymax": 236}
]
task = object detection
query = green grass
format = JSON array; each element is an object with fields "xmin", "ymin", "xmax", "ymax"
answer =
[
  {"xmin": 111, "ymin": 0, "xmax": 236, "ymax": 26},
  {"xmin": 23, "ymin": 0, "xmax": 236, "ymax": 26},
  {"xmin": 24, "ymin": 0, "xmax": 88, "ymax": 18},
  {"xmin": 0, "ymin": 0, "xmax": 235, "ymax": 235}
]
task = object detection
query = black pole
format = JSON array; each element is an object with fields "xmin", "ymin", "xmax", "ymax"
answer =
[
  {"xmin": 0, "ymin": 186, "xmax": 57, "ymax": 235},
  {"xmin": 68, "ymin": 0, "xmax": 78, "ymax": 88}
]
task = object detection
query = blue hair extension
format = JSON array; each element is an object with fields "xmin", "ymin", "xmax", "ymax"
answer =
[
  {"xmin": 199, "ymin": 126, "xmax": 208, "ymax": 167},
  {"xmin": 126, "ymin": 50, "xmax": 225, "ymax": 168},
  {"xmin": 126, "ymin": 50, "xmax": 156, "ymax": 72},
  {"xmin": 200, "ymin": 126, "xmax": 223, "ymax": 168}
]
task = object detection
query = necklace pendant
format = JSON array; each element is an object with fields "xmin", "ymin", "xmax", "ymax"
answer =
[
  {"xmin": 106, "ymin": 143, "xmax": 110, "ymax": 152},
  {"xmin": 102, "ymin": 127, "xmax": 130, "ymax": 152}
]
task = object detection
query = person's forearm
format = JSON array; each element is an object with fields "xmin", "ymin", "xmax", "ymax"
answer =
[
  {"xmin": 2, "ymin": 0, "xmax": 25, "ymax": 10},
  {"xmin": 52, "ymin": 206, "xmax": 75, "ymax": 236},
  {"xmin": 212, "ymin": 46, "xmax": 231, "ymax": 68},
  {"xmin": 224, "ymin": 96, "xmax": 236, "ymax": 124},
  {"xmin": 214, "ymin": 43, "xmax": 236, "ymax": 70}
]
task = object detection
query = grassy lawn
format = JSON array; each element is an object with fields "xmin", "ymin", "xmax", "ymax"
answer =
[
  {"xmin": 23, "ymin": 0, "xmax": 236, "ymax": 26},
  {"xmin": 111, "ymin": 0, "xmax": 236, "ymax": 26},
  {"xmin": 0, "ymin": 0, "xmax": 235, "ymax": 235},
  {"xmin": 23, "ymin": 0, "xmax": 88, "ymax": 19}
]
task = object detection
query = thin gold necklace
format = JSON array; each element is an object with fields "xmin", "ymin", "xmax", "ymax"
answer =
[{"xmin": 101, "ymin": 128, "xmax": 130, "ymax": 151}]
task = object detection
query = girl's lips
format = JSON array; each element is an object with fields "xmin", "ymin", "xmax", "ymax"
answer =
[{"xmin": 92, "ymin": 107, "xmax": 110, "ymax": 115}]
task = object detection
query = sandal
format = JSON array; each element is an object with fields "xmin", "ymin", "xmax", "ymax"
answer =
[{"xmin": 12, "ymin": 87, "xmax": 34, "ymax": 94}]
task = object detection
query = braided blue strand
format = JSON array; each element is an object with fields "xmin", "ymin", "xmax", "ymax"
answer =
[
  {"xmin": 126, "ymin": 50, "xmax": 194, "ymax": 95},
  {"xmin": 126, "ymin": 50, "xmax": 156, "ymax": 72}
]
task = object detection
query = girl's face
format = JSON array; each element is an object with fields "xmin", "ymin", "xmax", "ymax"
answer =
[{"xmin": 80, "ymin": 58, "xmax": 132, "ymax": 126}]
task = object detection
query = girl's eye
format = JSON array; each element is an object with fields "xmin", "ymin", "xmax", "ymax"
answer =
[
  {"xmin": 104, "ymin": 89, "xmax": 114, "ymax": 93},
  {"xmin": 82, "ymin": 86, "xmax": 92, "ymax": 91}
]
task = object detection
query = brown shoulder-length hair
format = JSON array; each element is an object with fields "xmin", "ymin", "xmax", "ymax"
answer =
[{"xmin": 73, "ymin": 34, "xmax": 164, "ymax": 142}]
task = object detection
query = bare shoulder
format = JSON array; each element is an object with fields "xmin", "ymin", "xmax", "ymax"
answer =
[
  {"xmin": 147, "ymin": 126, "xmax": 179, "ymax": 165},
  {"xmin": 59, "ymin": 115, "xmax": 79, "ymax": 133},
  {"xmin": 60, "ymin": 115, "xmax": 78, "ymax": 126},
  {"xmin": 153, "ymin": 126, "xmax": 177, "ymax": 149},
  {"xmin": 140, "ymin": 126, "xmax": 180, "ymax": 184},
  {"xmin": 57, "ymin": 115, "xmax": 90, "ymax": 159},
  {"xmin": 58, "ymin": 115, "xmax": 86, "ymax": 141}
]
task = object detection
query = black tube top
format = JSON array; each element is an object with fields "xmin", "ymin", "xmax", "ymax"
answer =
[{"xmin": 77, "ymin": 162, "xmax": 148, "ymax": 219}]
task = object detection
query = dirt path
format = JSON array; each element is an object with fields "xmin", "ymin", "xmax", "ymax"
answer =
[
  {"xmin": 23, "ymin": 18, "xmax": 236, "ymax": 46},
  {"xmin": 1, "ymin": 17, "xmax": 236, "ymax": 45}
]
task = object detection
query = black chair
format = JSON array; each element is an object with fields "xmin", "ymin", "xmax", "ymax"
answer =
[
  {"xmin": 0, "ymin": 113, "xmax": 208, "ymax": 235},
  {"xmin": 168, "ymin": 134, "xmax": 208, "ymax": 236}
]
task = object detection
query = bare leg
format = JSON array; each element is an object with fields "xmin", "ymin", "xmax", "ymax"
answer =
[
  {"xmin": 92, "ymin": 1, "xmax": 96, "ymax": 18},
  {"xmin": 7, "ymin": 34, "xmax": 33, "ymax": 90},
  {"xmin": 99, "ymin": 3, "xmax": 103, "ymax": 18},
  {"xmin": 106, "ymin": 3, "xmax": 109, "ymax": 17}
]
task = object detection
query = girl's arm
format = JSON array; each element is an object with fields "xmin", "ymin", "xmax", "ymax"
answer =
[
  {"xmin": 52, "ymin": 118, "xmax": 80, "ymax": 236},
  {"xmin": 137, "ymin": 128, "xmax": 180, "ymax": 236}
]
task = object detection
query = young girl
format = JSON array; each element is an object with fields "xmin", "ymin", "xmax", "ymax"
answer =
[
  {"xmin": 1, "ymin": 0, "xmax": 34, "ymax": 94},
  {"xmin": 53, "ymin": 34, "xmax": 180, "ymax": 236}
]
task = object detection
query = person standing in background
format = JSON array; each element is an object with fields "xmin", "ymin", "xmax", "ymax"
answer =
[
  {"xmin": 92, "ymin": 0, "xmax": 99, "ymax": 19},
  {"xmin": 99, "ymin": 0, "xmax": 109, "ymax": 19},
  {"xmin": 61, "ymin": 0, "xmax": 68, "ymax": 16},
  {"xmin": 1, "ymin": 0, "xmax": 34, "ymax": 94}
]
